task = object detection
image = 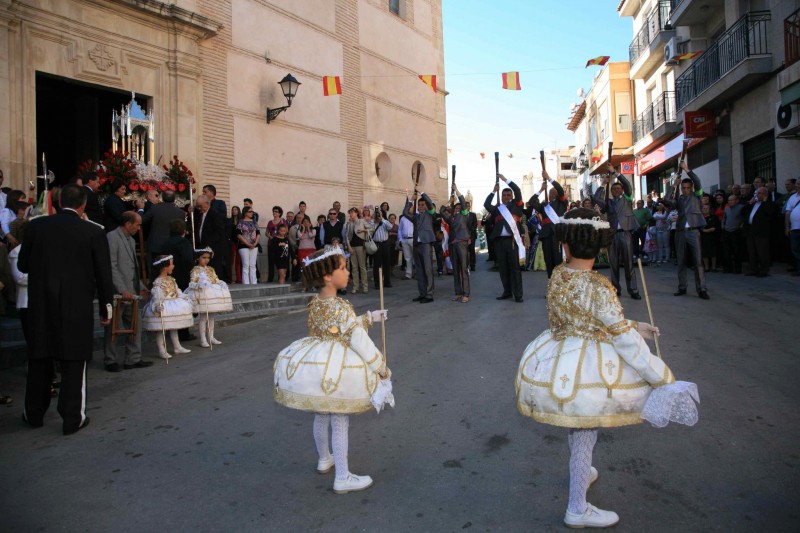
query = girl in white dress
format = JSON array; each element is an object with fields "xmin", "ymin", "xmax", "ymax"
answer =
[
  {"xmin": 142, "ymin": 256, "xmax": 194, "ymax": 359},
  {"xmin": 185, "ymin": 247, "xmax": 233, "ymax": 348},
  {"xmin": 515, "ymin": 208, "xmax": 698, "ymax": 529},
  {"xmin": 273, "ymin": 246, "xmax": 394, "ymax": 494}
]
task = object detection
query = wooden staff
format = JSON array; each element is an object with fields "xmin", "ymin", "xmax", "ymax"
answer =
[
  {"xmin": 412, "ymin": 162, "xmax": 421, "ymax": 206},
  {"xmin": 189, "ymin": 181, "xmax": 197, "ymax": 250},
  {"xmin": 637, "ymin": 257, "xmax": 661, "ymax": 359},
  {"xmin": 205, "ymin": 289, "xmax": 212, "ymax": 352},
  {"xmin": 671, "ymin": 139, "xmax": 691, "ymax": 199},
  {"xmin": 605, "ymin": 141, "xmax": 614, "ymax": 203},
  {"xmin": 160, "ymin": 308, "xmax": 168, "ymax": 365},
  {"xmin": 494, "ymin": 152, "xmax": 500, "ymax": 206},
  {"xmin": 539, "ymin": 150, "xmax": 547, "ymax": 199},
  {"xmin": 378, "ymin": 267, "xmax": 387, "ymax": 361},
  {"xmin": 137, "ymin": 229, "xmax": 149, "ymax": 286},
  {"xmin": 449, "ymin": 164, "xmax": 457, "ymax": 210}
]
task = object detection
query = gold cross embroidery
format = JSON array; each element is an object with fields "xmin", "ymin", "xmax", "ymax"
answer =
[
  {"xmin": 605, "ymin": 360, "xmax": 616, "ymax": 376},
  {"xmin": 559, "ymin": 374, "xmax": 570, "ymax": 389}
]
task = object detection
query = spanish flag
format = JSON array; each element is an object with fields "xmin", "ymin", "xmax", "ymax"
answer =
[
  {"xmin": 322, "ymin": 76, "xmax": 342, "ymax": 96},
  {"xmin": 419, "ymin": 75, "xmax": 437, "ymax": 92},
  {"xmin": 585, "ymin": 56, "xmax": 611, "ymax": 68},
  {"xmin": 502, "ymin": 71, "xmax": 521, "ymax": 90},
  {"xmin": 676, "ymin": 51, "xmax": 702, "ymax": 61}
]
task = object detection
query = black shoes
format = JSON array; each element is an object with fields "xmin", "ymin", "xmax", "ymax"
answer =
[
  {"xmin": 419, "ymin": 297, "xmax": 434, "ymax": 304},
  {"xmin": 496, "ymin": 294, "xmax": 512, "ymax": 300},
  {"xmin": 630, "ymin": 292, "xmax": 642, "ymax": 300},
  {"xmin": 105, "ymin": 363, "xmax": 122, "ymax": 373},
  {"xmin": 22, "ymin": 412, "xmax": 43, "ymax": 428},
  {"xmin": 698, "ymin": 290, "xmax": 710, "ymax": 300},
  {"xmin": 514, "ymin": 297, "xmax": 524, "ymax": 303},
  {"xmin": 64, "ymin": 417, "xmax": 90, "ymax": 436},
  {"xmin": 124, "ymin": 361, "xmax": 154, "ymax": 370},
  {"xmin": 412, "ymin": 296, "xmax": 424, "ymax": 302},
  {"xmin": 674, "ymin": 289, "xmax": 687, "ymax": 296}
]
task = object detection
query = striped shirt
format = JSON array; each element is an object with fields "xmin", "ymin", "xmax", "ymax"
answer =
[{"xmin": 373, "ymin": 219, "xmax": 391, "ymax": 242}]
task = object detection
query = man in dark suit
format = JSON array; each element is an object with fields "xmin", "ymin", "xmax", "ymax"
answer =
[
  {"xmin": 18, "ymin": 184, "xmax": 114, "ymax": 435},
  {"xmin": 531, "ymin": 170, "xmax": 569, "ymax": 278},
  {"xmin": 194, "ymin": 194, "xmax": 227, "ymax": 275},
  {"xmin": 81, "ymin": 171, "xmax": 103, "ymax": 227},
  {"xmin": 465, "ymin": 202, "xmax": 478, "ymax": 271},
  {"xmin": 594, "ymin": 163, "xmax": 642, "ymax": 300},
  {"xmin": 202, "ymin": 185, "xmax": 229, "ymax": 280},
  {"xmin": 104, "ymin": 181, "xmax": 128, "ymax": 233},
  {"xmin": 664, "ymin": 160, "xmax": 709, "ymax": 299},
  {"xmin": 484, "ymin": 174, "xmax": 525, "ymax": 302},
  {"xmin": 744, "ymin": 186, "xmax": 776, "ymax": 277},
  {"xmin": 403, "ymin": 191, "xmax": 436, "ymax": 303},
  {"xmin": 142, "ymin": 190, "xmax": 184, "ymax": 258}
]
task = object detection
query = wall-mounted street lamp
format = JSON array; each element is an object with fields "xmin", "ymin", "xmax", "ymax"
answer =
[{"xmin": 266, "ymin": 73, "xmax": 301, "ymax": 124}]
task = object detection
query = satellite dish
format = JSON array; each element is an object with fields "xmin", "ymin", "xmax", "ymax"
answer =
[
  {"xmin": 577, "ymin": 88, "xmax": 585, "ymax": 98},
  {"xmin": 570, "ymin": 102, "xmax": 578, "ymax": 111}
]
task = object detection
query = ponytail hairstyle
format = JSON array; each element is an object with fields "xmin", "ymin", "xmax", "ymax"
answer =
[{"xmin": 554, "ymin": 208, "xmax": 615, "ymax": 259}]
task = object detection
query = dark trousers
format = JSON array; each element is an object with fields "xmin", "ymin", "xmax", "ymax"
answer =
[
  {"xmin": 676, "ymin": 229, "xmax": 706, "ymax": 291},
  {"xmin": 451, "ymin": 240, "xmax": 470, "ymax": 296},
  {"xmin": 413, "ymin": 242, "xmax": 434, "ymax": 298},
  {"xmin": 541, "ymin": 236, "xmax": 562, "ymax": 278},
  {"xmin": 494, "ymin": 237, "xmax": 522, "ymax": 299},
  {"xmin": 372, "ymin": 240, "xmax": 393, "ymax": 287},
  {"xmin": 267, "ymin": 245, "xmax": 277, "ymax": 282},
  {"xmin": 468, "ymin": 237, "xmax": 477, "ymax": 270},
  {"xmin": 722, "ymin": 230, "xmax": 744, "ymax": 273},
  {"xmin": 746, "ymin": 233, "xmax": 770, "ymax": 275},
  {"xmin": 609, "ymin": 231, "xmax": 639, "ymax": 295},
  {"xmin": 25, "ymin": 359, "xmax": 87, "ymax": 434},
  {"xmin": 791, "ymin": 230, "xmax": 800, "ymax": 271},
  {"xmin": 434, "ymin": 241, "xmax": 444, "ymax": 274}
]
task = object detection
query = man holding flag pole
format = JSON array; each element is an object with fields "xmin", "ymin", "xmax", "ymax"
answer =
[{"xmin": 484, "ymin": 173, "xmax": 525, "ymax": 302}]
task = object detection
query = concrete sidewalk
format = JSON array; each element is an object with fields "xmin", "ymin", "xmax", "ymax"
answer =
[{"xmin": 1, "ymin": 258, "xmax": 798, "ymax": 532}]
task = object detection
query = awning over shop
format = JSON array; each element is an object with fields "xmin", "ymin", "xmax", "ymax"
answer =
[
  {"xmin": 780, "ymin": 79, "xmax": 800, "ymax": 106},
  {"xmin": 638, "ymin": 134, "xmax": 705, "ymax": 175}
]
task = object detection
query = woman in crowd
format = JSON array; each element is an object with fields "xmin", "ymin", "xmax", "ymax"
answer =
[
  {"xmin": 701, "ymin": 204, "xmax": 720, "ymax": 272},
  {"xmin": 229, "ymin": 205, "xmax": 242, "ymax": 284},
  {"xmin": 653, "ymin": 203, "xmax": 671, "ymax": 265},
  {"xmin": 267, "ymin": 206, "xmax": 286, "ymax": 283},
  {"xmin": 236, "ymin": 206, "xmax": 260, "ymax": 285},
  {"xmin": 296, "ymin": 216, "xmax": 317, "ymax": 292},
  {"xmin": 345, "ymin": 207, "xmax": 371, "ymax": 294}
]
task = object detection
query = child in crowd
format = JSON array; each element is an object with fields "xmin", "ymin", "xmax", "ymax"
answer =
[
  {"xmin": 273, "ymin": 246, "xmax": 393, "ymax": 494},
  {"xmin": 186, "ymin": 247, "xmax": 233, "ymax": 348},
  {"xmin": 142, "ymin": 256, "xmax": 195, "ymax": 359},
  {"xmin": 270, "ymin": 224, "xmax": 292, "ymax": 284}
]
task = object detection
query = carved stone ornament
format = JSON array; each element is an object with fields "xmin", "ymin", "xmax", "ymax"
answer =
[{"xmin": 88, "ymin": 44, "xmax": 115, "ymax": 71}]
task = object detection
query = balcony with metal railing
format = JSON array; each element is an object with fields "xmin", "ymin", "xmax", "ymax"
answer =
[
  {"xmin": 628, "ymin": 1, "xmax": 674, "ymax": 79},
  {"xmin": 675, "ymin": 11, "xmax": 772, "ymax": 112},
  {"xmin": 670, "ymin": 0, "xmax": 725, "ymax": 27},
  {"xmin": 787, "ymin": 8, "xmax": 800, "ymax": 68},
  {"xmin": 633, "ymin": 92, "xmax": 680, "ymax": 151}
]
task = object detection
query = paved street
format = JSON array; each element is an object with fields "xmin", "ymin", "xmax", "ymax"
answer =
[{"xmin": 1, "ymin": 258, "xmax": 799, "ymax": 532}]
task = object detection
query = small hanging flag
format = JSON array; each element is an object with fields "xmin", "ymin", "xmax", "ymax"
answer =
[
  {"xmin": 480, "ymin": 152, "xmax": 486, "ymax": 159},
  {"xmin": 591, "ymin": 148, "xmax": 603, "ymax": 162},
  {"xmin": 419, "ymin": 75, "xmax": 437, "ymax": 92},
  {"xmin": 675, "ymin": 51, "xmax": 702, "ymax": 61},
  {"xmin": 323, "ymin": 76, "xmax": 342, "ymax": 96},
  {"xmin": 502, "ymin": 71, "xmax": 521, "ymax": 90},
  {"xmin": 585, "ymin": 56, "xmax": 611, "ymax": 68}
]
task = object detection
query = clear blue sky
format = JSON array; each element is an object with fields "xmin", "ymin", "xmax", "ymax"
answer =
[{"xmin": 442, "ymin": 0, "xmax": 633, "ymax": 204}]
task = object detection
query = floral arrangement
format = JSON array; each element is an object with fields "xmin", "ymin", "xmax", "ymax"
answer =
[{"xmin": 162, "ymin": 155, "xmax": 194, "ymax": 195}]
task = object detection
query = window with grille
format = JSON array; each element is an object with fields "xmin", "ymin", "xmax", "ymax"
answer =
[{"xmin": 742, "ymin": 132, "xmax": 775, "ymax": 184}]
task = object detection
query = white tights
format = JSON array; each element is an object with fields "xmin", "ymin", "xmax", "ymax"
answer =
[
  {"xmin": 155, "ymin": 330, "xmax": 184, "ymax": 355},
  {"xmin": 567, "ymin": 428, "xmax": 598, "ymax": 515},
  {"xmin": 198, "ymin": 315, "xmax": 218, "ymax": 342},
  {"xmin": 313, "ymin": 414, "xmax": 350, "ymax": 481}
]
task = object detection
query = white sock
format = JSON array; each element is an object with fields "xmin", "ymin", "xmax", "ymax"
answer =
[
  {"xmin": 156, "ymin": 333, "xmax": 167, "ymax": 355},
  {"xmin": 169, "ymin": 330, "xmax": 183, "ymax": 351},
  {"xmin": 313, "ymin": 414, "xmax": 332, "ymax": 460},
  {"xmin": 331, "ymin": 414, "xmax": 350, "ymax": 481},
  {"xmin": 567, "ymin": 428, "xmax": 598, "ymax": 515},
  {"xmin": 199, "ymin": 318, "xmax": 208, "ymax": 343},
  {"xmin": 209, "ymin": 317, "xmax": 218, "ymax": 340}
]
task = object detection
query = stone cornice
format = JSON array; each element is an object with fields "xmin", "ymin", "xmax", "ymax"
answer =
[{"xmin": 108, "ymin": 0, "xmax": 222, "ymax": 39}]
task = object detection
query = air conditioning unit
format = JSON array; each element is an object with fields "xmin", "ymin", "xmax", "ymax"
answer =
[
  {"xmin": 775, "ymin": 103, "xmax": 800, "ymax": 138},
  {"xmin": 664, "ymin": 37, "xmax": 679, "ymax": 65}
]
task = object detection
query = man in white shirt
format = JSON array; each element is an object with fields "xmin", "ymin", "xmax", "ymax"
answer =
[
  {"xmin": 784, "ymin": 179, "xmax": 800, "ymax": 277},
  {"xmin": 398, "ymin": 213, "xmax": 414, "ymax": 280}
]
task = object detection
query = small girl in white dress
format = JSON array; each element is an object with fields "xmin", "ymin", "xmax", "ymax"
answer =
[
  {"xmin": 185, "ymin": 247, "xmax": 233, "ymax": 348},
  {"xmin": 142, "ymin": 255, "xmax": 194, "ymax": 359}
]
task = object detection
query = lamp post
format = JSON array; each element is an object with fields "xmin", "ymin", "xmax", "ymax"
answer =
[{"xmin": 266, "ymin": 73, "xmax": 301, "ymax": 124}]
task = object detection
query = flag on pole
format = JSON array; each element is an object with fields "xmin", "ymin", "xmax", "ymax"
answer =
[
  {"xmin": 675, "ymin": 51, "xmax": 702, "ymax": 61},
  {"xmin": 502, "ymin": 71, "xmax": 521, "ymax": 90},
  {"xmin": 418, "ymin": 75, "xmax": 437, "ymax": 92},
  {"xmin": 322, "ymin": 76, "xmax": 342, "ymax": 96},
  {"xmin": 585, "ymin": 56, "xmax": 611, "ymax": 67}
]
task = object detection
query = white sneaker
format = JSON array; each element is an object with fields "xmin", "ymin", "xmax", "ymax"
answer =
[
  {"xmin": 317, "ymin": 456, "xmax": 334, "ymax": 474},
  {"xmin": 173, "ymin": 346, "xmax": 192, "ymax": 354},
  {"xmin": 332, "ymin": 473, "xmax": 373, "ymax": 494},
  {"xmin": 564, "ymin": 503, "xmax": 619, "ymax": 529},
  {"xmin": 589, "ymin": 466, "xmax": 598, "ymax": 488},
  {"xmin": 210, "ymin": 337, "xmax": 222, "ymax": 345},
  {"xmin": 158, "ymin": 352, "xmax": 172, "ymax": 360}
]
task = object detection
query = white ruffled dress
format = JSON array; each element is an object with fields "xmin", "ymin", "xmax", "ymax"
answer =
[
  {"xmin": 515, "ymin": 264, "xmax": 698, "ymax": 428},
  {"xmin": 142, "ymin": 277, "xmax": 195, "ymax": 331},
  {"xmin": 185, "ymin": 266, "xmax": 233, "ymax": 313}
]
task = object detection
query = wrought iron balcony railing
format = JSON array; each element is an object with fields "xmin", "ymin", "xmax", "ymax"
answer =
[
  {"xmin": 629, "ymin": 1, "xmax": 673, "ymax": 65},
  {"xmin": 633, "ymin": 91, "xmax": 676, "ymax": 143},
  {"xmin": 675, "ymin": 11, "xmax": 771, "ymax": 110},
  {"xmin": 786, "ymin": 8, "xmax": 800, "ymax": 67},
  {"xmin": 670, "ymin": 0, "xmax": 686, "ymax": 12}
]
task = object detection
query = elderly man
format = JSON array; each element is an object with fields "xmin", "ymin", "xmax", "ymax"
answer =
[
  {"xmin": 744, "ymin": 186, "xmax": 776, "ymax": 277},
  {"xmin": 785, "ymin": 178, "xmax": 800, "ymax": 276},
  {"xmin": 194, "ymin": 194, "xmax": 227, "ymax": 275},
  {"xmin": 82, "ymin": 171, "xmax": 104, "ymax": 226},
  {"xmin": 721, "ymin": 194, "xmax": 745, "ymax": 273},
  {"xmin": 103, "ymin": 211, "xmax": 153, "ymax": 372},
  {"xmin": 142, "ymin": 189, "xmax": 184, "ymax": 258}
]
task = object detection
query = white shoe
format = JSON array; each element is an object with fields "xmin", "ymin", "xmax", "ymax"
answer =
[
  {"xmin": 210, "ymin": 337, "xmax": 222, "ymax": 345},
  {"xmin": 173, "ymin": 346, "xmax": 192, "ymax": 354},
  {"xmin": 564, "ymin": 503, "xmax": 619, "ymax": 529},
  {"xmin": 332, "ymin": 473, "xmax": 373, "ymax": 494},
  {"xmin": 199, "ymin": 340, "xmax": 210, "ymax": 348},
  {"xmin": 589, "ymin": 466, "xmax": 598, "ymax": 488},
  {"xmin": 158, "ymin": 352, "xmax": 172, "ymax": 360},
  {"xmin": 317, "ymin": 456, "xmax": 334, "ymax": 474}
]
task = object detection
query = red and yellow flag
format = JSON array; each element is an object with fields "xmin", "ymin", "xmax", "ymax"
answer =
[
  {"xmin": 675, "ymin": 51, "xmax": 702, "ymax": 61},
  {"xmin": 585, "ymin": 56, "xmax": 611, "ymax": 68},
  {"xmin": 322, "ymin": 76, "xmax": 342, "ymax": 96},
  {"xmin": 418, "ymin": 75, "xmax": 437, "ymax": 92},
  {"xmin": 502, "ymin": 71, "xmax": 521, "ymax": 90}
]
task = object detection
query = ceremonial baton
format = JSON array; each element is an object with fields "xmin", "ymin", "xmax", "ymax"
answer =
[
  {"xmin": 378, "ymin": 267, "xmax": 387, "ymax": 362},
  {"xmin": 636, "ymin": 257, "xmax": 661, "ymax": 359},
  {"xmin": 494, "ymin": 152, "xmax": 500, "ymax": 206},
  {"xmin": 605, "ymin": 141, "xmax": 614, "ymax": 203},
  {"xmin": 205, "ymin": 292, "xmax": 212, "ymax": 352},
  {"xmin": 450, "ymin": 164, "xmax": 457, "ymax": 210},
  {"xmin": 412, "ymin": 162, "xmax": 421, "ymax": 206},
  {"xmin": 160, "ymin": 308, "xmax": 169, "ymax": 365},
  {"xmin": 671, "ymin": 139, "xmax": 691, "ymax": 199},
  {"xmin": 539, "ymin": 150, "xmax": 547, "ymax": 199},
  {"xmin": 189, "ymin": 182, "xmax": 197, "ymax": 250}
]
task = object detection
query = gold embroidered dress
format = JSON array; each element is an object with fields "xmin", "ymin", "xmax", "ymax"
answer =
[
  {"xmin": 185, "ymin": 266, "xmax": 233, "ymax": 313},
  {"xmin": 515, "ymin": 264, "xmax": 675, "ymax": 428},
  {"xmin": 142, "ymin": 277, "xmax": 195, "ymax": 330},
  {"xmin": 274, "ymin": 296, "xmax": 387, "ymax": 414}
]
